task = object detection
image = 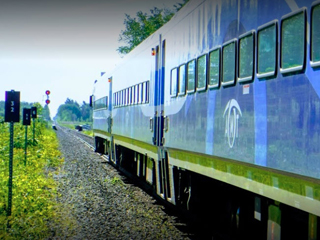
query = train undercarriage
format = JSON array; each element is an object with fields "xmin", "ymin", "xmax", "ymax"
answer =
[{"xmin": 94, "ymin": 136, "xmax": 319, "ymax": 240}]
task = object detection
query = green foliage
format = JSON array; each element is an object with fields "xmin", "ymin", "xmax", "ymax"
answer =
[
  {"xmin": 56, "ymin": 98, "xmax": 92, "ymax": 122},
  {"xmin": 117, "ymin": 1, "xmax": 189, "ymax": 55},
  {"xmin": 0, "ymin": 120, "xmax": 66, "ymax": 238}
]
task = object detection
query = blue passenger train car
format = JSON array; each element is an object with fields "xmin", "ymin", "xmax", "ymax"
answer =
[{"xmin": 91, "ymin": 0, "xmax": 320, "ymax": 238}]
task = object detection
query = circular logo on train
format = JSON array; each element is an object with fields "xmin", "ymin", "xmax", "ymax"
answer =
[{"xmin": 223, "ymin": 99, "xmax": 242, "ymax": 148}]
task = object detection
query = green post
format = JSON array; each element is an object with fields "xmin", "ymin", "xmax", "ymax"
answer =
[
  {"xmin": 33, "ymin": 119, "xmax": 35, "ymax": 145},
  {"xmin": 7, "ymin": 122, "xmax": 14, "ymax": 217},
  {"xmin": 25, "ymin": 125, "xmax": 28, "ymax": 166}
]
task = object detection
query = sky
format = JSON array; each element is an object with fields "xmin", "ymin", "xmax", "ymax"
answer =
[{"xmin": 0, "ymin": 0, "xmax": 181, "ymax": 118}]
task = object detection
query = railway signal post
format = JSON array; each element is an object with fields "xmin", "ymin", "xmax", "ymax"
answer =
[
  {"xmin": 23, "ymin": 108, "xmax": 31, "ymax": 166},
  {"xmin": 31, "ymin": 106, "xmax": 37, "ymax": 144},
  {"xmin": 4, "ymin": 90, "xmax": 20, "ymax": 218}
]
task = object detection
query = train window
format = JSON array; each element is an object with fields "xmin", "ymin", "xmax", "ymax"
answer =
[
  {"xmin": 257, "ymin": 21, "xmax": 277, "ymax": 78},
  {"xmin": 208, "ymin": 48, "xmax": 220, "ymax": 88},
  {"xmin": 137, "ymin": 84, "xmax": 140, "ymax": 104},
  {"xmin": 121, "ymin": 90, "xmax": 124, "ymax": 106},
  {"xmin": 187, "ymin": 59, "xmax": 196, "ymax": 93},
  {"xmin": 125, "ymin": 89, "xmax": 128, "ymax": 106},
  {"xmin": 280, "ymin": 9, "xmax": 306, "ymax": 73},
  {"xmin": 170, "ymin": 68, "xmax": 178, "ymax": 97},
  {"xmin": 197, "ymin": 54, "xmax": 207, "ymax": 91},
  {"xmin": 239, "ymin": 31, "xmax": 255, "ymax": 82},
  {"xmin": 178, "ymin": 64, "xmax": 186, "ymax": 95},
  {"xmin": 145, "ymin": 81, "xmax": 149, "ymax": 103},
  {"xmin": 94, "ymin": 96, "xmax": 107, "ymax": 110},
  {"xmin": 222, "ymin": 39, "xmax": 237, "ymax": 86},
  {"xmin": 116, "ymin": 92, "xmax": 119, "ymax": 107},
  {"xmin": 133, "ymin": 85, "xmax": 136, "ymax": 104},
  {"xmin": 141, "ymin": 82, "xmax": 145, "ymax": 103},
  {"xmin": 311, "ymin": 3, "xmax": 320, "ymax": 66}
]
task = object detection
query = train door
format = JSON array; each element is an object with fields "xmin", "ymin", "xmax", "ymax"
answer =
[
  {"xmin": 152, "ymin": 35, "xmax": 165, "ymax": 146},
  {"xmin": 152, "ymin": 35, "xmax": 174, "ymax": 202}
]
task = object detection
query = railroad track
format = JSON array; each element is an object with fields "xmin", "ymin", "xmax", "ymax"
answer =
[{"xmin": 56, "ymin": 125, "xmax": 230, "ymax": 240}]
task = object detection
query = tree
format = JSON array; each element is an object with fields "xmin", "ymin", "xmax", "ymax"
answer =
[
  {"xmin": 56, "ymin": 98, "xmax": 91, "ymax": 122},
  {"xmin": 117, "ymin": 0, "xmax": 189, "ymax": 55}
]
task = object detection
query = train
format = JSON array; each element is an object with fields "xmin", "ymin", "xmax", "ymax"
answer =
[{"xmin": 90, "ymin": 0, "xmax": 320, "ymax": 239}]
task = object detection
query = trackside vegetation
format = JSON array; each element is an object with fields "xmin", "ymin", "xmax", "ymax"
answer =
[{"xmin": 0, "ymin": 111, "xmax": 71, "ymax": 238}]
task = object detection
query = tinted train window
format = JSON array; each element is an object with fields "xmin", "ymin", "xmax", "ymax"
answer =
[
  {"xmin": 312, "ymin": 4, "xmax": 320, "ymax": 65},
  {"xmin": 140, "ymin": 83, "xmax": 144, "ymax": 103},
  {"xmin": 222, "ymin": 40, "xmax": 236, "ymax": 86},
  {"xmin": 197, "ymin": 55, "xmax": 207, "ymax": 91},
  {"xmin": 208, "ymin": 48, "xmax": 220, "ymax": 88},
  {"xmin": 187, "ymin": 60, "xmax": 195, "ymax": 93},
  {"xmin": 133, "ymin": 86, "xmax": 136, "ymax": 104},
  {"xmin": 239, "ymin": 31, "xmax": 254, "ymax": 82},
  {"xmin": 94, "ymin": 97, "xmax": 107, "ymax": 110},
  {"xmin": 280, "ymin": 10, "xmax": 306, "ymax": 72},
  {"xmin": 178, "ymin": 64, "xmax": 186, "ymax": 95},
  {"xmin": 145, "ymin": 81, "xmax": 149, "ymax": 103},
  {"xmin": 170, "ymin": 68, "xmax": 178, "ymax": 96},
  {"xmin": 137, "ymin": 84, "xmax": 140, "ymax": 103},
  {"xmin": 257, "ymin": 21, "xmax": 277, "ymax": 78}
]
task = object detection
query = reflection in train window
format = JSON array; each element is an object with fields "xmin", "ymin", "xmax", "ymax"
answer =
[
  {"xmin": 239, "ymin": 31, "xmax": 254, "ymax": 82},
  {"xmin": 145, "ymin": 81, "xmax": 149, "ymax": 103},
  {"xmin": 94, "ymin": 97, "xmax": 108, "ymax": 110},
  {"xmin": 141, "ymin": 82, "xmax": 144, "ymax": 103},
  {"xmin": 197, "ymin": 55, "xmax": 207, "ymax": 91},
  {"xmin": 209, "ymin": 48, "xmax": 220, "ymax": 88},
  {"xmin": 137, "ymin": 84, "xmax": 140, "ymax": 103},
  {"xmin": 281, "ymin": 10, "xmax": 306, "ymax": 72},
  {"xmin": 222, "ymin": 40, "xmax": 236, "ymax": 86},
  {"xmin": 170, "ymin": 68, "xmax": 178, "ymax": 96},
  {"xmin": 178, "ymin": 64, "xmax": 186, "ymax": 95},
  {"xmin": 187, "ymin": 59, "xmax": 196, "ymax": 93},
  {"xmin": 133, "ymin": 86, "xmax": 136, "ymax": 104},
  {"xmin": 311, "ymin": 4, "xmax": 320, "ymax": 65},
  {"xmin": 257, "ymin": 21, "xmax": 277, "ymax": 77}
]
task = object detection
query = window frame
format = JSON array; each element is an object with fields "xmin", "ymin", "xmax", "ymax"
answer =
[
  {"xmin": 196, "ymin": 54, "xmax": 208, "ymax": 92},
  {"xmin": 145, "ymin": 81, "xmax": 149, "ymax": 103},
  {"xmin": 221, "ymin": 38, "xmax": 237, "ymax": 87},
  {"xmin": 186, "ymin": 59, "xmax": 196, "ymax": 94},
  {"xmin": 311, "ymin": 2, "xmax": 320, "ymax": 67},
  {"xmin": 178, "ymin": 64, "xmax": 186, "ymax": 96},
  {"xmin": 137, "ymin": 84, "xmax": 140, "ymax": 104},
  {"xmin": 238, "ymin": 30, "xmax": 255, "ymax": 83},
  {"xmin": 208, "ymin": 47, "xmax": 221, "ymax": 89},
  {"xmin": 257, "ymin": 20, "xmax": 278, "ymax": 79},
  {"xmin": 170, "ymin": 67, "xmax": 178, "ymax": 97},
  {"xmin": 280, "ymin": 8, "xmax": 307, "ymax": 74},
  {"xmin": 140, "ymin": 82, "xmax": 144, "ymax": 103}
]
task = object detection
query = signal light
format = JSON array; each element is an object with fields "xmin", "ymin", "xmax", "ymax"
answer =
[
  {"xmin": 45, "ymin": 90, "xmax": 50, "ymax": 95},
  {"xmin": 45, "ymin": 99, "xmax": 50, "ymax": 104}
]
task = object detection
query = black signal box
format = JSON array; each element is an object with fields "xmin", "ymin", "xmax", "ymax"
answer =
[
  {"xmin": 23, "ymin": 108, "xmax": 31, "ymax": 126},
  {"xmin": 31, "ymin": 107, "xmax": 37, "ymax": 118},
  {"xmin": 5, "ymin": 91, "xmax": 20, "ymax": 123}
]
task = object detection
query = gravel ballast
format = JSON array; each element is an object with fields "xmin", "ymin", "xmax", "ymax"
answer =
[{"xmin": 47, "ymin": 127, "xmax": 192, "ymax": 239}]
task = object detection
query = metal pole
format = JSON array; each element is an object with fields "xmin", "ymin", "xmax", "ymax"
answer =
[
  {"xmin": 25, "ymin": 125, "xmax": 28, "ymax": 166},
  {"xmin": 33, "ymin": 119, "xmax": 35, "ymax": 145},
  {"xmin": 7, "ymin": 122, "xmax": 14, "ymax": 217}
]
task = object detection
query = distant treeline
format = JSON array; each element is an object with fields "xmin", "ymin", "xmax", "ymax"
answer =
[
  {"xmin": 0, "ymin": 101, "xmax": 50, "ymax": 121},
  {"xmin": 55, "ymin": 98, "xmax": 92, "ymax": 122}
]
